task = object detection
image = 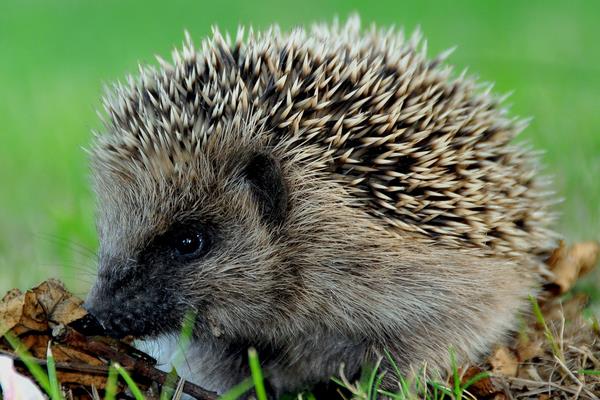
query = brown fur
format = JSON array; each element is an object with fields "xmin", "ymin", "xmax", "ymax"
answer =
[{"xmin": 87, "ymin": 17, "xmax": 556, "ymax": 396}]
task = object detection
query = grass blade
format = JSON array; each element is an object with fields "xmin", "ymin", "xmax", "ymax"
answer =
[
  {"xmin": 578, "ymin": 369, "xmax": 600, "ymax": 376},
  {"xmin": 430, "ymin": 382, "xmax": 452, "ymax": 398},
  {"xmin": 365, "ymin": 358, "xmax": 382, "ymax": 400},
  {"xmin": 159, "ymin": 311, "xmax": 197, "ymax": 400},
  {"xmin": 104, "ymin": 363, "xmax": 118, "ymax": 400},
  {"xmin": 372, "ymin": 371, "xmax": 386, "ymax": 400},
  {"xmin": 449, "ymin": 349, "xmax": 462, "ymax": 400},
  {"xmin": 172, "ymin": 377, "xmax": 186, "ymax": 400},
  {"xmin": 461, "ymin": 371, "xmax": 490, "ymax": 391},
  {"xmin": 113, "ymin": 363, "xmax": 145, "ymax": 400},
  {"xmin": 3, "ymin": 331, "xmax": 51, "ymax": 395},
  {"xmin": 159, "ymin": 367, "xmax": 179, "ymax": 400},
  {"xmin": 46, "ymin": 342, "xmax": 62, "ymax": 400},
  {"xmin": 248, "ymin": 348, "xmax": 268, "ymax": 400},
  {"xmin": 529, "ymin": 295, "xmax": 563, "ymax": 362},
  {"xmin": 219, "ymin": 377, "xmax": 254, "ymax": 400}
]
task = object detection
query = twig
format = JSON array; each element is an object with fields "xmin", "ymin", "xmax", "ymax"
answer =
[
  {"xmin": 1, "ymin": 349, "xmax": 110, "ymax": 375},
  {"xmin": 569, "ymin": 345, "xmax": 600, "ymax": 370},
  {"xmin": 554, "ymin": 355, "xmax": 599, "ymax": 400},
  {"xmin": 2, "ymin": 325, "xmax": 219, "ymax": 400},
  {"xmin": 52, "ymin": 326, "xmax": 219, "ymax": 400},
  {"xmin": 508, "ymin": 377, "xmax": 596, "ymax": 399}
]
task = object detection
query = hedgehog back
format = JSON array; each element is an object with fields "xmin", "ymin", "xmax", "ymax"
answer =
[{"xmin": 95, "ymin": 17, "xmax": 557, "ymax": 260}]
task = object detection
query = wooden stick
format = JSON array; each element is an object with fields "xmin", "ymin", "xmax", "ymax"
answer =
[
  {"xmin": 1, "ymin": 325, "xmax": 219, "ymax": 400},
  {"xmin": 1, "ymin": 349, "xmax": 109, "ymax": 375},
  {"xmin": 51, "ymin": 325, "xmax": 219, "ymax": 400}
]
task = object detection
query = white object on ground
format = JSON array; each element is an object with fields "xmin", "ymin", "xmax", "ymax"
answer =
[{"xmin": 0, "ymin": 355, "xmax": 45, "ymax": 400}]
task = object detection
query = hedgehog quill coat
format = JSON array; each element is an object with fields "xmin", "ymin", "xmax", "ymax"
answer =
[{"xmin": 86, "ymin": 17, "xmax": 557, "ymax": 396}]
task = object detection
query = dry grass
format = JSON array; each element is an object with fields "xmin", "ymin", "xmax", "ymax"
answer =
[{"xmin": 493, "ymin": 293, "xmax": 600, "ymax": 399}]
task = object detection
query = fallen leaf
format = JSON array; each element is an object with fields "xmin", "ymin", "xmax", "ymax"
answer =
[
  {"xmin": 546, "ymin": 241, "xmax": 600, "ymax": 293},
  {"xmin": 0, "ymin": 280, "xmax": 87, "ymax": 339},
  {"xmin": 55, "ymin": 371, "xmax": 109, "ymax": 390},
  {"xmin": 460, "ymin": 366, "xmax": 498, "ymax": 397},
  {"xmin": 0, "ymin": 291, "xmax": 25, "ymax": 337},
  {"xmin": 488, "ymin": 347, "xmax": 519, "ymax": 377},
  {"xmin": 32, "ymin": 279, "xmax": 87, "ymax": 326},
  {"xmin": 1, "ymin": 280, "xmax": 217, "ymax": 400},
  {"xmin": 516, "ymin": 337, "xmax": 544, "ymax": 363},
  {"xmin": 50, "ymin": 344, "xmax": 105, "ymax": 366}
]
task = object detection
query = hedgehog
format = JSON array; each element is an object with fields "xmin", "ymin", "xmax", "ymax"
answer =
[{"xmin": 85, "ymin": 16, "xmax": 558, "ymax": 397}]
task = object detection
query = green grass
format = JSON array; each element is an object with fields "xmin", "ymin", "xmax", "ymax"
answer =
[
  {"xmin": 46, "ymin": 344, "xmax": 61, "ymax": 400},
  {"xmin": 529, "ymin": 295, "xmax": 564, "ymax": 362},
  {"xmin": 248, "ymin": 349, "xmax": 269, "ymax": 400},
  {"xmin": 3, "ymin": 332, "xmax": 53, "ymax": 396},
  {"xmin": 331, "ymin": 349, "xmax": 491, "ymax": 400},
  {"xmin": 0, "ymin": 0, "xmax": 599, "ymax": 296}
]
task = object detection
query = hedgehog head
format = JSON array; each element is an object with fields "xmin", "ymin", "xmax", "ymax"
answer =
[
  {"xmin": 85, "ymin": 104, "xmax": 364, "ymax": 340},
  {"xmin": 87, "ymin": 117, "xmax": 283, "ymax": 337}
]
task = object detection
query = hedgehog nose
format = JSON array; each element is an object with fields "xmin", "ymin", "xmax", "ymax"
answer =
[
  {"xmin": 83, "ymin": 302, "xmax": 129, "ymax": 339},
  {"xmin": 68, "ymin": 311, "xmax": 107, "ymax": 337},
  {"xmin": 82, "ymin": 298, "xmax": 112, "ymax": 336},
  {"xmin": 84, "ymin": 285, "xmax": 125, "ymax": 339}
]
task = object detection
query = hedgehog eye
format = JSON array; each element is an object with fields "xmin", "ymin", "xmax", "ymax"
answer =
[
  {"xmin": 174, "ymin": 232, "xmax": 203, "ymax": 255},
  {"xmin": 168, "ymin": 228, "xmax": 208, "ymax": 258}
]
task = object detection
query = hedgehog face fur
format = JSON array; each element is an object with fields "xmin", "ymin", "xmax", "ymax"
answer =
[
  {"xmin": 87, "ymin": 131, "xmax": 299, "ymax": 339},
  {"xmin": 86, "ymin": 17, "xmax": 557, "ymax": 396}
]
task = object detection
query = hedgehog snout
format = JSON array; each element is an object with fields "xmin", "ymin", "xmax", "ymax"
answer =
[
  {"xmin": 85, "ymin": 284, "xmax": 174, "ymax": 339},
  {"xmin": 86, "ymin": 257, "xmax": 175, "ymax": 339},
  {"xmin": 83, "ymin": 303, "xmax": 143, "ymax": 339}
]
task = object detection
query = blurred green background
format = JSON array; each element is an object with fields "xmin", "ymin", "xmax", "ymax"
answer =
[{"xmin": 0, "ymin": 0, "xmax": 598, "ymax": 297}]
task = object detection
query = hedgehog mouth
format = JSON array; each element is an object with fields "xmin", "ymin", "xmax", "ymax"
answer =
[
  {"xmin": 77, "ymin": 307, "xmax": 155, "ymax": 339},
  {"xmin": 82, "ymin": 295, "xmax": 186, "ymax": 340}
]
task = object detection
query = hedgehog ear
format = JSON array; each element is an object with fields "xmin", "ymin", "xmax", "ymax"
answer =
[{"xmin": 243, "ymin": 153, "xmax": 288, "ymax": 226}]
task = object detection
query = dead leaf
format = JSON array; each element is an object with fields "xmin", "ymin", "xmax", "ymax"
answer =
[
  {"xmin": 546, "ymin": 241, "xmax": 600, "ymax": 293},
  {"xmin": 1, "ymin": 288, "xmax": 23, "ymax": 303},
  {"xmin": 0, "ymin": 280, "xmax": 87, "ymax": 338},
  {"xmin": 55, "ymin": 371, "xmax": 108, "ymax": 389},
  {"xmin": 1, "ymin": 280, "xmax": 217, "ymax": 400},
  {"xmin": 516, "ymin": 337, "xmax": 544, "ymax": 363},
  {"xmin": 32, "ymin": 279, "xmax": 87, "ymax": 326},
  {"xmin": 460, "ymin": 366, "xmax": 498, "ymax": 397},
  {"xmin": 51, "ymin": 344, "xmax": 105, "ymax": 366},
  {"xmin": 0, "ymin": 290, "xmax": 25, "ymax": 337},
  {"xmin": 488, "ymin": 347, "xmax": 519, "ymax": 377}
]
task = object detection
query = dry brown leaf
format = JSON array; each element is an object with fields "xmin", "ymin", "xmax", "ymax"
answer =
[
  {"xmin": 0, "ymin": 280, "xmax": 87, "ymax": 338},
  {"xmin": 460, "ymin": 366, "xmax": 499, "ymax": 397},
  {"xmin": 1, "ymin": 280, "xmax": 218, "ymax": 400},
  {"xmin": 541, "ymin": 292, "xmax": 589, "ymax": 322},
  {"xmin": 516, "ymin": 337, "xmax": 544, "ymax": 363},
  {"xmin": 546, "ymin": 241, "xmax": 600, "ymax": 293},
  {"xmin": 0, "ymin": 289, "xmax": 26, "ymax": 336},
  {"xmin": 50, "ymin": 344, "xmax": 105, "ymax": 366},
  {"xmin": 55, "ymin": 372, "xmax": 108, "ymax": 390},
  {"xmin": 489, "ymin": 347, "xmax": 519, "ymax": 377},
  {"xmin": 18, "ymin": 334, "xmax": 50, "ymax": 359},
  {"xmin": 31, "ymin": 279, "xmax": 88, "ymax": 326}
]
